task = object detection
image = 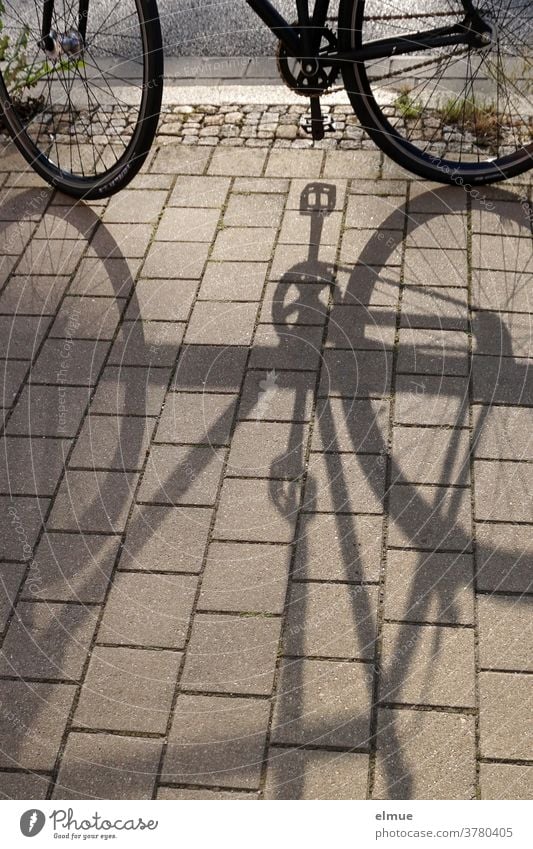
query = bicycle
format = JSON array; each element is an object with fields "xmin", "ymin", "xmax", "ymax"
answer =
[{"xmin": 0, "ymin": 1, "xmax": 531, "ymax": 198}]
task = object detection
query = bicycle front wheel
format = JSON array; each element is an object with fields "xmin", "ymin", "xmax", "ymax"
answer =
[
  {"xmin": 339, "ymin": 0, "xmax": 533, "ymax": 185},
  {"xmin": 0, "ymin": 0, "xmax": 163, "ymax": 198}
]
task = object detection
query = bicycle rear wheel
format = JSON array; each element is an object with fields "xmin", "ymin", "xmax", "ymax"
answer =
[
  {"xmin": 0, "ymin": 0, "xmax": 163, "ymax": 198},
  {"xmin": 339, "ymin": 0, "xmax": 533, "ymax": 185}
]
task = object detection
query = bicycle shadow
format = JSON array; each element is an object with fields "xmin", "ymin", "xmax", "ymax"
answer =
[{"xmin": 0, "ymin": 181, "xmax": 531, "ymax": 799}]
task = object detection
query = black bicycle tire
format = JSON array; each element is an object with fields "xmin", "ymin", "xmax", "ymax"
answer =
[
  {"xmin": 0, "ymin": 0, "xmax": 163, "ymax": 199},
  {"xmin": 338, "ymin": 0, "xmax": 533, "ymax": 186}
]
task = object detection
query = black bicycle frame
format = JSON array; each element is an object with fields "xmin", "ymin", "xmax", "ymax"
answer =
[{"xmin": 245, "ymin": 0, "xmax": 478, "ymax": 61}]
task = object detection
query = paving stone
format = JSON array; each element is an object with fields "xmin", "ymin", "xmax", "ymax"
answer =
[
  {"xmin": 478, "ymin": 595, "xmax": 532, "ymax": 671},
  {"xmin": 17, "ymin": 239, "xmax": 86, "ymax": 276},
  {"xmin": 126, "ymin": 279, "xmax": 198, "ymax": 321},
  {"xmin": 393, "ymin": 426, "xmax": 471, "ymax": 485},
  {"xmin": 373, "ymin": 708, "xmax": 476, "ymax": 799},
  {"xmin": 0, "ymin": 772, "xmax": 50, "ymax": 799},
  {"xmin": 185, "ymin": 300, "xmax": 257, "ymax": 345},
  {"xmin": 285, "ymin": 582, "xmax": 378, "ymax": 660},
  {"xmin": 474, "ymin": 460, "xmax": 533, "ymax": 523},
  {"xmin": 7, "ymin": 385, "xmax": 89, "ymax": 437},
  {"xmin": 303, "ymin": 453, "xmax": 385, "ymax": 514},
  {"xmin": 473, "ymin": 405, "xmax": 533, "ymax": 461},
  {"xmin": 479, "ymin": 672, "xmax": 532, "ymax": 760},
  {"xmin": 163, "ymin": 694, "xmax": 270, "ymax": 788},
  {"xmin": 294, "ymin": 513, "xmax": 383, "ymax": 583},
  {"xmin": 70, "ymin": 256, "xmax": 139, "ymax": 298},
  {"xmin": 327, "ymin": 305, "xmax": 396, "ymax": 350},
  {"xmin": 50, "ymin": 296, "xmax": 125, "ymax": 341},
  {"xmin": 212, "ymin": 227, "xmax": 276, "ymax": 262},
  {"xmin": 260, "ymin": 281, "xmax": 329, "ymax": 326},
  {"xmin": 0, "ymin": 316, "xmax": 50, "ymax": 360},
  {"xmin": 264, "ymin": 748, "xmax": 369, "ymax": 800},
  {"xmin": 269, "ymin": 242, "xmax": 336, "ymax": 283},
  {"xmin": 90, "ymin": 366, "xmax": 170, "ymax": 416},
  {"xmin": 70, "ymin": 415, "xmax": 155, "ymax": 472},
  {"xmin": 119, "ymin": 504, "xmax": 212, "ymax": 573},
  {"xmin": 109, "ymin": 321, "xmax": 184, "ymax": 367},
  {"xmin": 401, "ymin": 286, "xmax": 468, "ymax": 330},
  {"xmin": 48, "ymin": 469, "xmax": 138, "ymax": 533},
  {"xmin": 156, "ymin": 207, "xmax": 220, "ymax": 242},
  {"xmin": 89, "ymin": 223, "xmax": 154, "ymax": 260},
  {"xmin": 224, "ymin": 193, "xmax": 285, "ymax": 228},
  {"xmin": 388, "ymin": 484, "xmax": 472, "ymax": 551},
  {"xmin": 228, "ymin": 420, "xmax": 307, "ymax": 479},
  {"xmin": 1, "ymin": 360, "xmax": 28, "ymax": 409},
  {"xmin": 319, "ymin": 350, "xmax": 392, "ymax": 398},
  {"xmin": 471, "ymin": 199, "xmax": 530, "ymax": 237},
  {"xmin": 169, "ymin": 175, "xmax": 231, "ymax": 207},
  {"xmin": 476, "ymin": 522, "xmax": 533, "ymax": 593},
  {"xmin": 473, "ymin": 310, "xmax": 532, "ymax": 359},
  {"xmin": 335, "ymin": 265, "xmax": 401, "ymax": 308},
  {"xmin": 231, "ymin": 172, "xmax": 286, "ymax": 189},
  {"xmin": 214, "ymin": 477, "xmax": 299, "ymax": 543},
  {"xmin": 472, "ymin": 355, "xmax": 533, "ymax": 406},
  {"xmin": 480, "ymin": 764, "xmax": 533, "ymax": 801},
  {"xmin": 240, "ymin": 370, "xmax": 315, "ymax": 422},
  {"xmin": 347, "ymin": 194, "xmax": 405, "ymax": 230},
  {"xmin": 279, "ymin": 209, "xmax": 342, "ymax": 246},
  {"xmin": 0, "ymin": 563, "xmax": 25, "ymax": 631},
  {"xmin": 404, "ymin": 247, "xmax": 468, "ymax": 288},
  {"xmin": 199, "ymin": 542, "xmax": 290, "ymax": 614},
  {"xmin": 341, "ymin": 228, "xmax": 403, "ymax": 267},
  {"xmin": 0, "ymin": 437, "xmax": 69, "ymax": 495},
  {"xmin": 0, "ymin": 188, "xmax": 49, "ymax": 220},
  {"xmin": 23, "ymin": 532, "xmax": 119, "ymax": 603},
  {"xmin": 323, "ymin": 150, "xmax": 380, "ymax": 179},
  {"xmin": 472, "ymin": 269, "xmax": 533, "ymax": 313},
  {"xmin": 142, "ymin": 241, "xmax": 209, "ymax": 278},
  {"xmin": 266, "ymin": 150, "xmax": 323, "ymax": 178},
  {"xmin": 74, "ymin": 646, "xmax": 181, "ymax": 733},
  {"xmin": 173, "ymin": 345, "xmax": 248, "ymax": 393},
  {"xmin": 394, "ymin": 375, "xmax": 469, "ymax": 426},
  {"xmin": 30, "ymin": 339, "xmax": 110, "ymax": 386},
  {"xmin": 398, "ymin": 327, "xmax": 469, "ymax": 376},
  {"xmin": 198, "ymin": 261, "xmax": 267, "ymax": 301},
  {"xmin": 32, "ymin": 206, "xmax": 99, "ymax": 241},
  {"xmin": 472, "ymin": 233, "xmax": 532, "ymax": 271},
  {"xmin": 380, "ymin": 622, "xmax": 475, "ymax": 707},
  {"xmin": 384, "ymin": 550, "xmax": 474, "ymax": 625},
  {"xmin": 98, "ymin": 572, "xmax": 197, "ymax": 648},
  {"xmin": 271, "ymin": 658, "xmax": 373, "ymax": 748},
  {"xmin": 181, "ymin": 614, "xmax": 281, "ymax": 695},
  {"xmin": 54, "ymin": 732, "xmax": 162, "ymax": 799},
  {"xmin": 406, "ymin": 213, "xmax": 468, "ymax": 250},
  {"xmin": 0, "ymin": 275, "xmax": 68, "ymax": 315},
  {"xmin": 209, "ymin": 148, "xmax": 266, "ymax": 176},
  {"xmin": 0, "ymin": 680, "xmax": 76, "ymax": 769},
  {"xmin": 158, "ymin": 787, "xmax": 257, "ymax": 799},
  {"xmin": 138, "ymin": 444, "xmax": 225, "ymax": 506},
  {"xmin": 408, "ymin": 186, "xmax": 467, "ymax": 215},
  {"xmin": 0, "ymin": 496, "xmax": 48, "ymax": 560},
  {"xmin": 156, "ymin": 392, "xmax": 237, "ymax": 445},
  {"xmin": 103, "ymin": 190, "xmax": 167, "ymax": 224},
  {"xmin": 0, "ymin": 602, "xmax": 98, "ymax": 680},
  {"xmin": 153, "ymin": 144, "xmax": 211, "ymax": 174},
  {"xmin": 250, "ymin": 324, "xmax": 324, "ymax": 371}
]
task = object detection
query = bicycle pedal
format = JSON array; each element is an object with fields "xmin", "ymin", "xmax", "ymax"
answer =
[{"xmin": 300, "ymin": 114, "xmax": 336, "ymax": 139}]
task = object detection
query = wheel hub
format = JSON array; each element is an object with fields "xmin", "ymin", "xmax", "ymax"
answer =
[{"xmin": 40, "ymin": 30, "xmax": 84, "ymax": 61}]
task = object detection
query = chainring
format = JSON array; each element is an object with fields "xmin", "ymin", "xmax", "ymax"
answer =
[{"xmin": 276, "ymin": 24, "xmax": 340, "ymax": 96}]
